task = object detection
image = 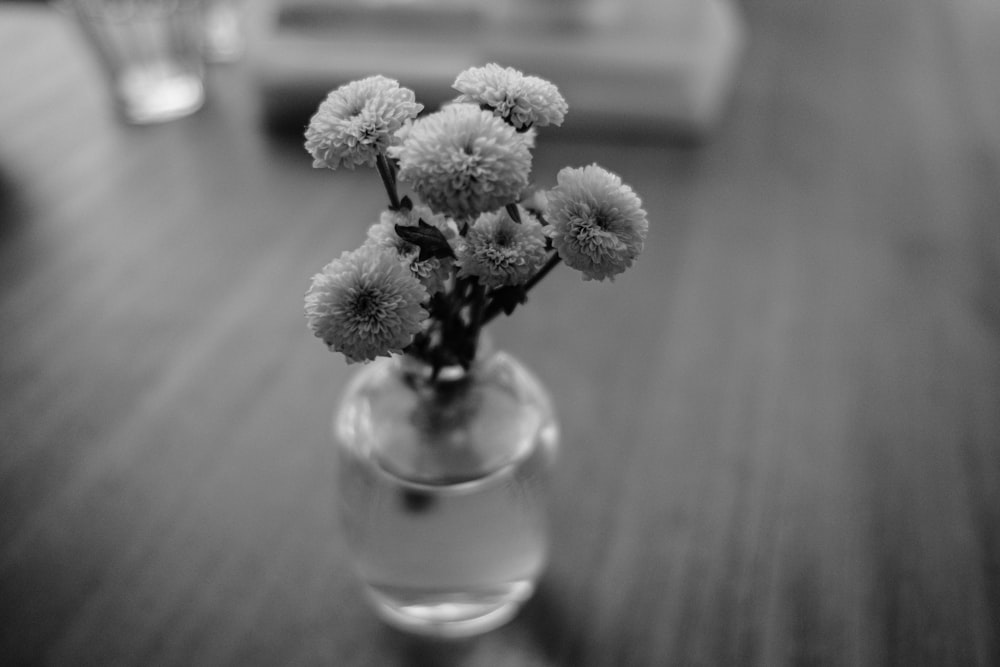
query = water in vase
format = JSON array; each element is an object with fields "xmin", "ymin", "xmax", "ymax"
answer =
[{"xmin": 337, "ymin": 421, "xmax": 556, "ymax": 637}]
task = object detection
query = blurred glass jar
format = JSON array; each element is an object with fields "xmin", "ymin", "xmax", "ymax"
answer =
[{"xmin": 65, "ymin": 0, "xmax": 206, "ymax": 124}]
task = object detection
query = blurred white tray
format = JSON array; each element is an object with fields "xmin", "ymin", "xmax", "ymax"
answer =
[{"xmin": 248, "ymin": 0, "xmax": 745, "ymax": 140}]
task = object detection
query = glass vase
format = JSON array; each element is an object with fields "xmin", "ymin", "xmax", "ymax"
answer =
[{"xmin": 334, "ymin": 343, "xmax": 559, "ymax": 638}]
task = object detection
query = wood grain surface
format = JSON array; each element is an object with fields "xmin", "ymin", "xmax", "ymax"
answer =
[{"xmin": 1, "ymin": 1, "xmax": 998, "ymax": 665}]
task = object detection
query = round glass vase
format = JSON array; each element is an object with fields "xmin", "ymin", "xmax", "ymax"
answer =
[{"xmin": 334, "ymin": 343, "xmax": 559, "ymax": 638}]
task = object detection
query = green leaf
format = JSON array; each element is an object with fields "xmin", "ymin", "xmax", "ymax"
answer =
[{"xmin": 394, "ymin": 220, "xmax": 456, "ymax": 262}]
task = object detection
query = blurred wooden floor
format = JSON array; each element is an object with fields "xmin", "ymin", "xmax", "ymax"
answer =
[{"xmin": 1, "ymin": 0, "xmax": 999, "ymax": 664}]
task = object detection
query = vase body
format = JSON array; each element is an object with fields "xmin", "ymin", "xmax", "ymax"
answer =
[{"xmin": 334, "ymin": 346, "xmax": 559, "ymax": 638}]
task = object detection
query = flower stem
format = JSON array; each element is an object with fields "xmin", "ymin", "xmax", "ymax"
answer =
[
  {"xmin": 376, "ymin": 152, "xmax": 401, "ymax": 210},
  {"xmin": 467, "ymin": 279, "xmax": 487, "ymax": 351},
  {"xmin": 524, "ymin": 252, "xmax": 562, "ymax": 292},
  {"xmin": 482, "ymin": 253, "xmax": 562, "ymax": 324}
]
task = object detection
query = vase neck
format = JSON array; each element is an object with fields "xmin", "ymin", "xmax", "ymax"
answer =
[
  {"xmin": 337, "ymin": 339, "xmax": 555, "ymax": 487},
  {"xmin": 399, "ymin": 333, "xmax": 495, "ymax": 387}
]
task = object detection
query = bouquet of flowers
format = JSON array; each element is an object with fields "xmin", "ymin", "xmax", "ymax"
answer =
[{"xmin": 303, "ymin": 64, "xmax": 649, "ymax": 375}]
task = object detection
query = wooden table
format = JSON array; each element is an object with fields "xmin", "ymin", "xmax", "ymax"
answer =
[{"xmin": 2, "ymin": 2, "xmax": 998, "ymax": 664}]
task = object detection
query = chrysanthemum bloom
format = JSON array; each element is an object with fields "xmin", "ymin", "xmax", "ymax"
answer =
[
  {"xmin": 364, "ymin": 206, "xmax": 457, "ymax": 294},
  {"xmin": 305, "ymin": 246, "xmax": 428, "ymax": 363},
  {"xmin": 519, "ymin": 187, "xmax": 549, "ymax": 219},
  {"xmin": 456, "ymin": 206, "xmax": 549, "ymax": 289},
  {"xmin": 305, "ymin": 76, "xmax": 423, "ymax": 170},
  {"xmin": 545, "ymin": 164, "xmax": 648, "ymax": 281},
  {"xmin": 453, "ymin": 64, "xmax": 568, "ymax": 131},
  {"xmin": 388, "ymin": 104, "xmax": 533, "ymax": 220}
]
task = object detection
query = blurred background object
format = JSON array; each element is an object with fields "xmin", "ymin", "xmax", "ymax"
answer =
[
  {"xmin": 63, "ymin": 0, "xmax": 208, "ymax": 124},
  {"xmin": 202, "ymin": 0, "xmax": 247, "ymax": 63},
  {"xmin": 248, "ymin": 0, "xmax": 746, "ymax": 140}
]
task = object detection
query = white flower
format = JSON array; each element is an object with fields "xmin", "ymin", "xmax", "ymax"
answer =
[
  {"xmin": 545, "ymin": 164, "xmax": 648, "ymax": 281},
  {"xmin": 305, "ymin": 76, "xmax": 423, "ymax": 170},
  {"xmin": 305, "ymin": 245, "xmax": 428, "ymax": 362},
  {"xmin": 453, "ymin": 64, "xmax": 568, "ymax": 130},
  {"xmin": 387, "ymin": 104, "xmax": 533, "ymax": 220},
  {"xmin": 456, "ymin": 207, "xmax": 549, "ymax": 289}
]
